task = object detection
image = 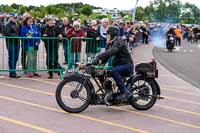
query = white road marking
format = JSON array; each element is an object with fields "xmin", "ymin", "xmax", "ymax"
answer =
[
  {"xmin": 0, "ymin": 76, "xmax": 5, "ymax": 79},
  {"xmin": 175, "ymin": 47, "xmax": 181, "ymax": 51}
]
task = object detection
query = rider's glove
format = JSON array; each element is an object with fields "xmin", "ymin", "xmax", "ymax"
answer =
[{"xmin": 92, "ymin": 56, "xmax": 101, "ymax": 65}]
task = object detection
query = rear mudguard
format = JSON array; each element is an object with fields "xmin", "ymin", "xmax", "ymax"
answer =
[
  {"xmin": 63, "ymin": 73, "xmax": 95, "ymax": 96},
  {"xmin": 151, "ymin": 79, "xmax": 161, "ymax": 96},
  {"xmin": 127, "ymin": 74, "xmax": 161, "ymax": 96}
]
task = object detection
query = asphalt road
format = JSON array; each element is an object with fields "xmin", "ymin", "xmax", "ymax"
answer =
[
  {"xmin": 0, "ymin": 43, "xmax": 199, "ymax": 133},
  {"xmin": 153, "ymin": 39, "xmax": 200, "ymax": 89}
]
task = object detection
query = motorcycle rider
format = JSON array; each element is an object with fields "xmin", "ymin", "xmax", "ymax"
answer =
[
  {"xmin": 93, "ymin": 26, "xmax": 134, "ymax": 101},
  {"xmin": 166, "ymin": 27, "xmax": 176, "ymax": 49}
]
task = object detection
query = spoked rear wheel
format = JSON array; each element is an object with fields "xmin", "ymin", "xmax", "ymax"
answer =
[
  {"xmin": 56, "ymin": 76, "xmax": 91, "ymax": 113},
  {"xmin": 130, "ymin": 76, "xmax": 158, "ymax": 110}
]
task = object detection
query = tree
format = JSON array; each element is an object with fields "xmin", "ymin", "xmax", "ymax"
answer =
[
  {"xmin": 4, "ymin": 6, "xmax": 14, "ymax": 13},
  {"xmin": 80, "ymin": 6, "xmax": 93, "ymax": 16},
  {"xmin": 181, "ymin": 2, "xmax": 200, "ymax": 24},
  {"xmin": 11, "ymin": 3, "xmax": 19, "ymax": 10},
  {"xmin": 46, "ymin": 5, "xmax": 55, "ymax": 14},
  {"xmin": 135, "ymin": 7, "xmax": 145, "ymax": 21},
  {"xmin": 144, "ymin": 0, "xmax": 182, "ymax": 23},
  {"xmin": 19, "ymin": 6, "xmax": 26, "ymax": 15},
  {"xmin": 96, "ymin": 14, "xmax": 107, "ymax": 19},
  {"xmin": 27, "ymin": 5, "xmax": 35, "ymax": 11},
  {"xmin": 119, "ymin": 12, "xmax": 126, "ymax": 17}
]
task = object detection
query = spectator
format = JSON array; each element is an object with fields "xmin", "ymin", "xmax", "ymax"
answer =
[
  {"xmin": 175, "ymin": 26, "xmax": 182, "ymax": 46},
  {"xmin": 128, "ymin": 26, "xmax": 137, "ymax": 49},
  {"xmin": 97, "ymin": 18, "xmax": 109, "ymax": 52},
  {"xmin": 41, "ymin": 18, "xmax": 63, "ymax": 79},
  {"xmin": 5, "ymin": 15, "xmax": 20, "ymax": 78},
  {"xmin": 20, "ymin": 17, "xmax": 41, "ymax": 78},
  {"xmin": 141, "ymin": 25, "xmax": 150, "ymax": 44},
  {"xmin": 60, "ymin": 17, "xmax": 72, "ymax": 65},
  {"xmin": 17, "ymin": 17, "xmax": 27, "ymax": 72},
  {"xmin": 119, "ymin": 22, "xmax": 126, "ymax": 37},
  {"xmin": 0, "ymin": 19, "xmax": 3, "ymax": 34},
  {"xmin": 66, "ymin": 21, "xmax": 86, "ymax": 68},
  {"xmin": 86, "ymin": 20, "xmax": 100, "ymax": 62}
]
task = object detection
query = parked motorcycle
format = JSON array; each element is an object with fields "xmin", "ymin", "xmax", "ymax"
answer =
[{"xmin": 56, "ymin": 59, "xmax": 163, "ymax": 113}]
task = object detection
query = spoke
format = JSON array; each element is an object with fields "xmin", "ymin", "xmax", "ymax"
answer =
[
  {"xmin": 75, "ymin": 83, "xmax": 81, "ymax": 91},
  {"xmin": 77, "ymin": 96, "xmax": 87, "ymax": 102}
]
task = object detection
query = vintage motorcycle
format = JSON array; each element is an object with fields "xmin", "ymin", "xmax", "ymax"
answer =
[{"xmin": 56, "ymin": 59, "xmax": 163, "ymax": 113}]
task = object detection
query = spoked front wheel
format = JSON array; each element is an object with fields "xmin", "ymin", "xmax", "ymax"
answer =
[
  {"xmin": 56, "ymin": 76, "xmax": 91, "ymax": 113},
  {"xmin": 130, "ymin": 76, "xmax": 158, "ymax": 110}
]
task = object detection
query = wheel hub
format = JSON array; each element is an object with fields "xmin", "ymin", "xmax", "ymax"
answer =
[
  {"xmin": 70, "ymin": 90, "xmax": 79, "ymax": 98},
  {"xmin": 139, "ymin": 86, "xmax": 150, "ymax": 97}
]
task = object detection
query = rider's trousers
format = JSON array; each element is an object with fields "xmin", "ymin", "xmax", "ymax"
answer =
[{"xmin": 110, "ymin": 64, "xmax": 133, "ymax": 93}]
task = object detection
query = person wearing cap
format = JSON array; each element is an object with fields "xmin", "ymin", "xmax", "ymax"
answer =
[
  {"xmin": 41, "ymin": 18, "xmax": 63, "ymax": 79},
  {"xmin": 5, "ymin": 15, "xmax": 20, "ymax": 78}
]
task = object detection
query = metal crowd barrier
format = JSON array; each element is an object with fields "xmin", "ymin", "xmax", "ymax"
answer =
[
  {"xmin": 0, "ymin": 36, "xmax": 67, "ymax": 79},
  {"xmin": 0, "ymin": 36, "xmax": 132, "ymax": 78},
  {"xmin": 67, "ymin": 37, "xmax": 107, "ymax": 69}
]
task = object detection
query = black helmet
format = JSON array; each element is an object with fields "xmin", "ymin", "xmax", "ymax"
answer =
[{"xmin": 107, "ymin": 26, "xmax": 119, "ymax": 39}]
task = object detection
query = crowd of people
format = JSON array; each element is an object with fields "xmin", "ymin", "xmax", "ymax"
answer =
[{"xmin": 0, "ymin": 14, "xmax": 154, "ymax": 79}]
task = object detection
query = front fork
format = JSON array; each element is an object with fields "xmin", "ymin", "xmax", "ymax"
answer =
[{"xmin": 75, "ymin": 76, "xmax": 89, "ymax": 93}]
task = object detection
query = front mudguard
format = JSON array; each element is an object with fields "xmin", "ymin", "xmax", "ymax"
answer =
[{"xmin": 63, "ymin": 73, "xmax": 95, "ymax": 96}]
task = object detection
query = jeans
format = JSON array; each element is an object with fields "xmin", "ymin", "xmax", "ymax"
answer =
[
  {"xmin": 143, "ymin": 34, "xmax": 149, "ymax": 44},
  {"xmin": 21, "ymin": 44, "xmax": 27, "ymax": 71},
  {"xmin": 176, "ymin": 37, "xmax": 181, "ymax": 46},
  {"xmin": 6, "ymin": 43, "xmax": 20, "ymax": 76},
  {"xmin": 69, "ymin": 52, "xmax": 80, "ymax": 69},
  {"xmin": 110, "ymin": 64, "xmax": 133, "ymax": 93},
  {"xmin": 45, "ymin": 45, "xmax": 61, "ymax": 75},
  {"xmin": 27, "ymin": 47, "xmax": 37, "ymax": 72}
]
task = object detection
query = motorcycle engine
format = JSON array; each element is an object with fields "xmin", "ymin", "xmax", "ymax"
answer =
[{"xmin": 103, "ymin": 79, "xmax": 113, "ymax": 92}]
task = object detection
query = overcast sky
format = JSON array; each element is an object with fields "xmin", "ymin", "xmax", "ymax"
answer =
[{"xmin": 0, "ymin": 0, "xmax": 199, "ymax": 9}]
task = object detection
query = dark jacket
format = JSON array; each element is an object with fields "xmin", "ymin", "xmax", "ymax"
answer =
[
  {"xmin": 41, "ymin": 25, "xmax": 61, "ymax": 48},
  {"xmin": 166, "ymin": 29, "xmax": 176, "ymax": 38},
  {"xmin": 59, "ymin": 24, "xmax": 72, "ymax": 43},
  {"xmin": 60, "ymin": 24, "xmax": 72, "ymax": 37},
  {"xmin": 119, "ymin": 28, "xmax": 126, "ymax": 37},
  {"xmin": 5, "ymin": 21, "xmax": 20, "ymax": 45},
  {"xmin": 86, "ymin": 28, "xmax": 100, "ymax": 53},
  {"xmin": 95, "ymin": 37, "xmax": 133, "ymax": 67}
]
